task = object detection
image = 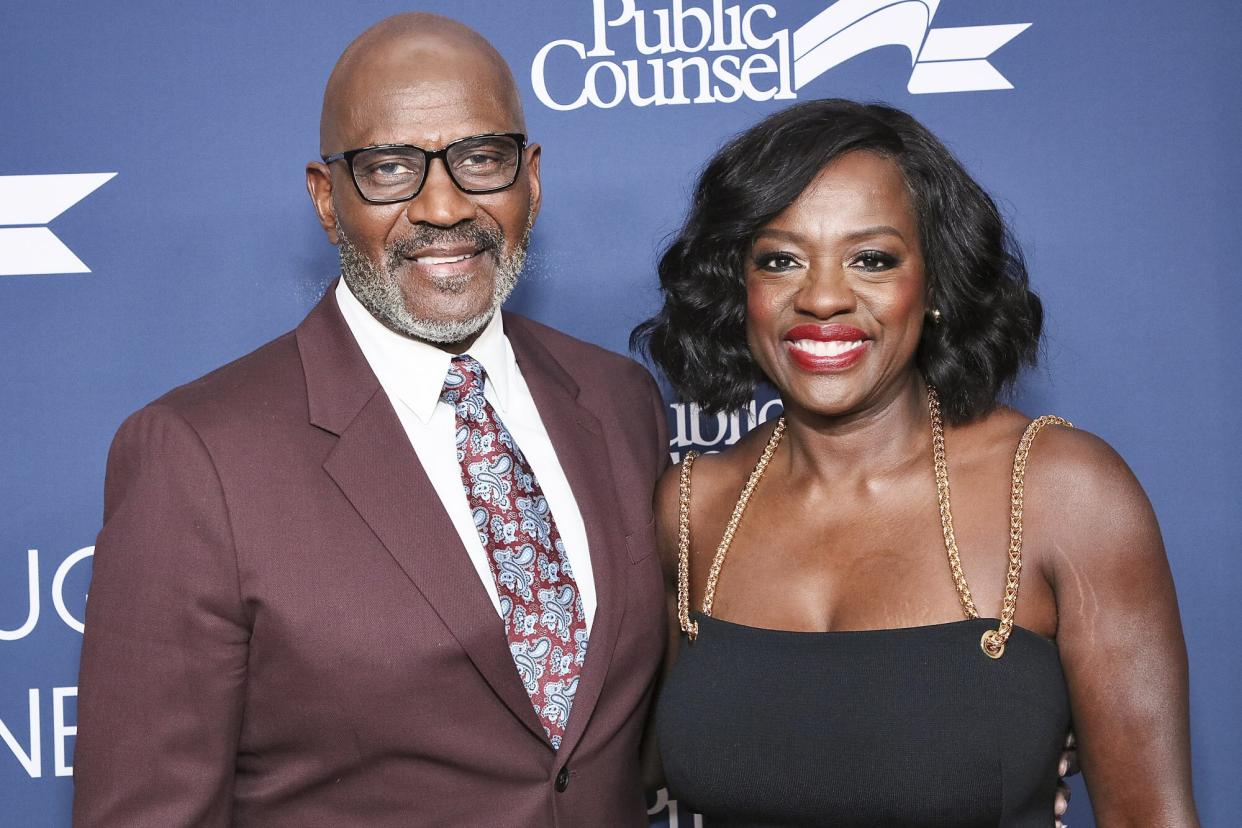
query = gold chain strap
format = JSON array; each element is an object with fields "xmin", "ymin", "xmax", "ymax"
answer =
[
  {"xmin": 929, "ymin": 388, "xmax": 981, "ymax": 620},
  {"xmin": 677, "ymin": 418, "xmax": 786, "ymax": 641},
  {"xmin": 677, "ymin": 451, "xmax": 701, "ymax": 640},
  {"xmin": 929, "ymin": 387, "xmax": 1071, "ymax": 658}
]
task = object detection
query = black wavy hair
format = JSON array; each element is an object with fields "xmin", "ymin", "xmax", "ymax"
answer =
[{"xmin": 631, "ymin": 99, "xmax": 1041, "ymax": 423}]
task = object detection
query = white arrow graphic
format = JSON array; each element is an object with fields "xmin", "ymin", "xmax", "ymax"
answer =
[
  {"xmin": 792, "ymin": 0, "xmax": 1030, "ymax": 95},
  {"xmin": 0, "ymin": 173, "xmax": 116, "ymax": 276}
]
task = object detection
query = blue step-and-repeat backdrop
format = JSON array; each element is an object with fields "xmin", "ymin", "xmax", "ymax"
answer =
[{"xmin": 2, "ymin": 2, "xmax": 1240, "ymax": 825}]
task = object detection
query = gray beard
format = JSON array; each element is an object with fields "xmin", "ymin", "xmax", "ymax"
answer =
[{"xmin": 337, "ymin": 218, "xmax": 529, "ymax": 345}]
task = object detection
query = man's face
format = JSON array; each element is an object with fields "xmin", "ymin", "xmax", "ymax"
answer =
[
  {"xmin": 334, "ymin": 205, "xmax": 532, "ymax": 345},
  {"xmin": 309, "ymin": 49, "xmax": 541, "ymax": 346}
]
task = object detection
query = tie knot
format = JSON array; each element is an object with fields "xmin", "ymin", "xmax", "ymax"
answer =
[{"xmin": 442, "ymin": 355, "xmax": 486, "ymax": 405}]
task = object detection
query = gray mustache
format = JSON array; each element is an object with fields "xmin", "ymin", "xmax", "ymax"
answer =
[{"xmin": 388, "ymin": 222, "xmax": 505, "ymax": 262}]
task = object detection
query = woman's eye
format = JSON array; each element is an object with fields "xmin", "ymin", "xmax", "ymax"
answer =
[
  {"xmin": 754, "ymin": 252, "xmax": 800, "ymax": 272},
  {"xmin": 852, "ymin": 250, "xmax": 897, "ymax": 271}
]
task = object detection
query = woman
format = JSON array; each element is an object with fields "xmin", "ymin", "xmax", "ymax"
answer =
[{"xmin": 634, "ymin": 100, "xmax": 1197, "ymax": 826}]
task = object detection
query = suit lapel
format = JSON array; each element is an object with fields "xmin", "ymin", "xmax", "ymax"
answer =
[
  {"xmin": 505, "ymin": 316, "xmax": 631, "ymax": 761},
  {"xmin": 297, "ymin": 288, "xmax": 548, "ymax": 744}
]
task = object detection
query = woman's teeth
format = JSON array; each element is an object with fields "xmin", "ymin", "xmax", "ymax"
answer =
[{"xmin": 789, "ymin": 339, "xmax": 865, "ymax": 357}]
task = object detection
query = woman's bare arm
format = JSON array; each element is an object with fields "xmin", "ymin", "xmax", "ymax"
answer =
[
  {"xmin": 1033, "ymin": 427, "xmax": 1197, "ymax": 827},
  {"xmin": 641, "ymin": 462, "xmax": 689, "ymax": 794}
]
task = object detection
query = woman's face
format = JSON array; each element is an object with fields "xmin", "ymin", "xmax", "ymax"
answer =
[{"xmin": 745, "ymin": 150, "xmax": 927, "ymax": 418}]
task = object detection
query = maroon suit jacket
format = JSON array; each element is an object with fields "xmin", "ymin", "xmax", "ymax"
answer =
[{"xmin": 73, "ymin": 288, "xmax": 669, "ymax": 827}]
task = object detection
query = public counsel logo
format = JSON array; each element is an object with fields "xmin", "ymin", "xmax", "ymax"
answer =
[
  {"xmin": 0, "ymin": 173, "xmax": 116, "ymax": 276},
  {"xmin": 532, "ymin": 0, "xmax": 1031, "ymax": 110}
]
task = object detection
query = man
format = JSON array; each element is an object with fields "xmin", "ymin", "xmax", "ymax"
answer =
[{"xmin": 74, "ymin": 13, "xmax": 668, "ymax": 827}]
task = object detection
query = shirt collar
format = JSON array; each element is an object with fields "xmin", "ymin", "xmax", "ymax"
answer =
[{"xmin": 334, "ymin": 279, "xmax": 512, "ymax": 424}]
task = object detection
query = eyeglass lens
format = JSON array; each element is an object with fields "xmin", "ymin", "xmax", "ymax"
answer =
[{"xmin": 351, "ymin": 135, "xmax": 521, "ymax": 201}]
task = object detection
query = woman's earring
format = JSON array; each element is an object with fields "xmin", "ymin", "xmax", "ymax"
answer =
[{"xmin": 929, "ymin": 308, "xmax": 943, "ymax": 324}]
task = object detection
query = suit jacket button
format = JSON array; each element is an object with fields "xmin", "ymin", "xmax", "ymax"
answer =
[{"xmin": 555, "ymin": 767, "xmax": 570, "ymax": 792}]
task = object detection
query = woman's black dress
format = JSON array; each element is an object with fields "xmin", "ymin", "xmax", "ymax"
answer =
[
  {"xmin": 657, "ymin": 613, "xmax": 1069, "ymax": 826},
  {"xmin": 657, "ymin": 414, "xmax": 1072, "ymax": 826}
]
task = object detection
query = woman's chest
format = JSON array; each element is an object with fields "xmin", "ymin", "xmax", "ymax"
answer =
[{"xmin": 689, "ymin": 482, "xmax": 1059, "ymax": 636}]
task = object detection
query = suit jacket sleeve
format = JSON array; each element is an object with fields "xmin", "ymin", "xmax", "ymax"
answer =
[
  {"xmin": 643, "ymin": 369, "xmax": 671, "ymax": 474},
  {"xmin": 74, "ymin": 404, "xmax": 249, "ymax": 827}
]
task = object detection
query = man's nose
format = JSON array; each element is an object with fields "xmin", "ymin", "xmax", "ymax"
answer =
[
  {"xmin": 405, "ymin": 158, "xmax": 475, "ymax": 227},
  {"xmin": 793, "ymin": 265, "xmax": 856, "ymax": 319}
]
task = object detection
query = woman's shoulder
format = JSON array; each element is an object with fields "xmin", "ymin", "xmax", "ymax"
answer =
[
  {"xmin": 997, "ymin": 407, "xmax": 1139, "ymax": 496},
  {"xmin": 964, "ymin": 405, "xmax": 1130, "ymax": 483},
  {"xmin": 658, "ymin": 418, "xmax": 780, "ymax": 497},
  {"xmin": 977, "ymin": 405, "xmax": 1158, "ymax": 557},
  {"xmin": 653, "ymin": 418, "xmax": 782, "ymax": 575}
]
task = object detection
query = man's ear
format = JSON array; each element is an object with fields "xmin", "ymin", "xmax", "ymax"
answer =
[
  {"xmin": 525, "ymin": 143, "xmax": 542, "ymax": 225},
  {"xmin": 306, "ymin": 161, "xmax": 340, "ymax": 245}
]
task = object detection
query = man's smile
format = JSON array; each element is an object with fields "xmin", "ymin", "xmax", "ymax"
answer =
[
  {"xmin": 412, "ymin": 251, "xmax": 480, "ymax": 265},
  {"xmin": 406, "ymin": 240, "xmax": 488, "ymax": 266}
]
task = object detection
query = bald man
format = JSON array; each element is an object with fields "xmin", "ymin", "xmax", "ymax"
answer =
[{"xmin": 73, "ymin": 14, "xmax": 668, "ymax": 827}]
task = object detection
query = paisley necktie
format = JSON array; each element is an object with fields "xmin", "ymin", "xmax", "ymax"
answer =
[{"xmin": 440, "ymin": 355, "xmax": 588, "ymax": 749}]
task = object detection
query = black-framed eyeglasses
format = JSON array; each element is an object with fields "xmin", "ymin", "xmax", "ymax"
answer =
[{"xmin": 322, "ymin": 132, "xmax": 527, "ymax": 204}]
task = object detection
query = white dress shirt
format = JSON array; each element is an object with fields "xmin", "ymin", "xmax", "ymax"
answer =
[{"xmin": 334, "ymin": 279, "xmax": 596, "ymax": 631}]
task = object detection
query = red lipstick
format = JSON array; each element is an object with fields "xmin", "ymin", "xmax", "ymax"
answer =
[{"xmin": 782, "ymin": 324, "xmax": 870, "ymax": 372}]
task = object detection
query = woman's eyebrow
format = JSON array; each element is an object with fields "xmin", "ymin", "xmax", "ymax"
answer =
[{"xmin": 753, "ymin": 225, "xmax": 906, "ymax": 244}]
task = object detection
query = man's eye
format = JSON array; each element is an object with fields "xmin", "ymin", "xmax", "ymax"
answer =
[
  {"xmin": 456, "ymin": 152, "xmax": 502, "ymax": 169},
  {"xmin": 363, "ymin": 159, "xmax": 418, "ymax": 179},
  {"xmin": 754, "ymin": 252, "xmax": 799, "ymax": 272},
  {"xmin": 853, "ymin": 250, "xmax": 897, "ymax": 271}
]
